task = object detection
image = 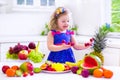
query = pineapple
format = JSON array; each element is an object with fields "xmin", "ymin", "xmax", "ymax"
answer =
[{"xmin": 90, "ymin": 26, "xmax": 109, "ymax": 65}]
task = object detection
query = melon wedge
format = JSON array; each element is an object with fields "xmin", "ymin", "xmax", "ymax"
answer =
[{"xmin": 81, "ymin": 54, "xmax": 102, "ymax": 74}]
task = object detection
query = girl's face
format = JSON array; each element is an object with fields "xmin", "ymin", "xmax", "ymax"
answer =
[{"xmin": 57, "ymin": 14, "xmax": 70, "ymax": 31}]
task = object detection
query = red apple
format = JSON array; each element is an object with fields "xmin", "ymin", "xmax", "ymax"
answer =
[
  {"xmin": 18, "ymin": 50, "xmax": 28, "ymax": 60},
  {"xmin": 20, "ymin": 62, "xmax": 33, "ymax": 73},
  {"xmin": 2, "ymin": 65, "xmax": 10, "ymax": 74}
]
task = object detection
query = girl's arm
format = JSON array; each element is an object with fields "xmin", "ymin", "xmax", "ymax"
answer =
[
  {"xmin": 47, "ymin": 31, "xmax": 71, "ymax": 51},
  {"xmin": 71, "ymin": 35, "xmax": 91, "ymax": 50}
]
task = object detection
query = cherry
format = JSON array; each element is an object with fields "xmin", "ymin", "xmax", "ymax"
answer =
[
  {"xmin": 71, "ymin": 42, "xmax": 75, "ymax": 46},
  {"xmin": 62, "ymin": 40, "xmax": 66, "ymax": 43},
  {"xmin": 84, "ymin": 43, "xmax": 90, "ymax": 47},
  {"xmin": 90, "ymin": 38, "xmax": 94, "ymax": 42}
]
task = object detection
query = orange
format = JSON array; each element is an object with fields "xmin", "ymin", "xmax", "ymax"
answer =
[
  {"xmin": 11, "ymin": 65, "xmax": 19, "ymax": 71},
  {"xmin": 93, "ymin": 68, "xmax": 103, "ymax": 78},
  {"xmin": 103, "ymin": 69, "xmax": 113, "ymax": 78},
  {"xmin": 6, "ymin": 68, "xmax": 16, "ymax": 77}
]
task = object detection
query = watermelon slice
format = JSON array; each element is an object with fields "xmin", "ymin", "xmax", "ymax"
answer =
[{"xmin": 81, "ymin": 54, "xmax": 102, "ymax": 74}]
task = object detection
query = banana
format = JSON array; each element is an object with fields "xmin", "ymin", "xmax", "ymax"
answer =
[{"xmin": 65, "ymin": 60, "xmax": 83, "ymax": 67}]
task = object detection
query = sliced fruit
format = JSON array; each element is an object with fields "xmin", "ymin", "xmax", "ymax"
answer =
[
  {"xmin": 40, "ymin": 63, "xmax": 48, "ymax": 70},
  {"xmin": 64, "ymin": 64, "xmax": 71, "ymax": 70},
  {"xmin": 81, "ymin": 54, "xmax": 102, "ymax": 74},
  {"xmin": 51, "ymin": 63, "xmax": 65, "ymax": 72}
]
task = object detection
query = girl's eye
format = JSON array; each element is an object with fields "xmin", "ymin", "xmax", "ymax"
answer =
[{"xmin": 67, "ymin": 20, "xmax": 69, "ymax": 22}]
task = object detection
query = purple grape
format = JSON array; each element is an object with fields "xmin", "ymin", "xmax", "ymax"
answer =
[
  {"xmin": 12, "ymin": 43, "xmax": 23, "ymax": 54},
  {"xmin": 9, "ymin": 47, "xmax": 13, "ymax": 54},
  {"xmin": 22, "ymin": 45, "xmax": 28, "ymax": 50},
  {"xmin": 81, "ymin": 69, "xmax": 90, "ymax": 78},
  {"xmin": 28, "ymin": 42, "xmax": 36, "ymax": 49}
]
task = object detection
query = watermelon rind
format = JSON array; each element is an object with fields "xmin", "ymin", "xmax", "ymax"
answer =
[{"xmin": 80, "ymin": 54, "xmax": 102, "ymax": 75}]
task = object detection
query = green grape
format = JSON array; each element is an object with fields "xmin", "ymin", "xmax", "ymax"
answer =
[
  {"xmin": 28, "ymin": 50, "xmax": 43, "ymax": 63},
  {"xmin": 28, "ymin": 42, "xmax": 45, "ymax": 63},
  {"xmin": 6, "ymin": 52, "xmax": 18, "ymax": 59}
]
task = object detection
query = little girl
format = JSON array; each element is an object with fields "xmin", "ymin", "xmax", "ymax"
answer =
[{"xmin": 47, "ymin": 7, "xmax": 93, "ymax": 63}]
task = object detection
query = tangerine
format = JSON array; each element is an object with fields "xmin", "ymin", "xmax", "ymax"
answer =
[
  {"xmin": 93, "ymin": 68, "xmax": 103, "ymax": 78},
  {"xmin": 103, "ymin": 69, "xmax": 113, "ymax": 78},
  {"xmin": 11, "ymin": 65, "xmax": 19, "ymax": 71},
  {"xmin": 6, "ymin": 68, "xmax": 16, "ymax": 77}
]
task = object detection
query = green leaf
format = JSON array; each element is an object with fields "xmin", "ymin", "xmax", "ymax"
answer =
[{"xmin": 41, "ymin": 31, "xmax": 45, "ymax": 35}]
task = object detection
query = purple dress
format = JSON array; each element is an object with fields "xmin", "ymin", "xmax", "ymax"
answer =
[{"xmin": 47, "ymin": 30, "xmax": 76, "ymax": 63}]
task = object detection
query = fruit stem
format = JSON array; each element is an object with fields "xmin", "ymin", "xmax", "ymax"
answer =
[{"xmin": 35, "ymin": 41, "xmax": 40, "ymax": 53}]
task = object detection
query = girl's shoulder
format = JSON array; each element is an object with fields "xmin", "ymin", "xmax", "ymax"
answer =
[
  {"xmin": 49, "ymin": 30, "xmax": 61, "ymax": 36},
  {"xmin": 66, "ymin": 29, "xmax": 74, "ymax": 35},
  {"xmin": 49, "ymin": 29, "xmax": 74, "ymax": 36}
]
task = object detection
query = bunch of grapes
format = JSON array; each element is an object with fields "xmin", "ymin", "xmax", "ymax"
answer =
[
  {"xmin": 8, "ymin": 43, "xmax": 28, "ymax": 54},
  {"xmin": 6, "ymin": 41, "xmax": 45, "ymax": 62},
  {"xmin": 28, "ymin": 50, "xmax": 43, "ymax": 63},
  {"xmin": 6, "ymin": 43, "xmax": 28, "ymax": 59}
]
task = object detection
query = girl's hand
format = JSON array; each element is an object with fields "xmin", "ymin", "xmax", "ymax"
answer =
[
  {"xmin": 84, "ymin": 38, "xmax": 94, "ymax": 47},
  {"xmin": 61, "ymin": 43, "xmax": 71, "ymax": 50}
]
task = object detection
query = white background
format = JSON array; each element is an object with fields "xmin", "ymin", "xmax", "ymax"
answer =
[{"xmin": 0, "ymin": 0, "xmax": 111, "ymax": 36}]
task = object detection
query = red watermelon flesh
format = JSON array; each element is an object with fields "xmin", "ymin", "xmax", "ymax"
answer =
[
  {"xmin": 84, "ymin": 56, "xmax": 98, "ymax": 67},
  {"xmin": 81, "ymin": 55, "xmax": 101, "ymax": 69}
]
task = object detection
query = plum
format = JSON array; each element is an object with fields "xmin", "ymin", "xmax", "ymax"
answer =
[
  {"xmin": 81, "ymin": 69, "xmax": 90, "ymax": 78},
  {"xmin": 28, "ymin": 42, "xmax": 36, "ymax": 49},
  {"xmin": 71, "ymin": 66, "xmax": 79, "ymax": 74}
]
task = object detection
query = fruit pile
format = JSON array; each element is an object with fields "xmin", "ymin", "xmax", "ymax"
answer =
[
  {"xmin": 70, "ymin": 65, "xmax": 113, "ymax": 78},
  {"xmin": 67, "ymin": 54, "xmax": 113, "ymax": 79},
  {"xmin": 40, "ymin": 61, "xmax": 71, "ymax": 72},
  {"xmin": 1, "ymin": 62, "xmax": 42, "ymax": 77},
  {"xmin": 6, "ymin": 42, "xmax": 45, "ymax": 63}
]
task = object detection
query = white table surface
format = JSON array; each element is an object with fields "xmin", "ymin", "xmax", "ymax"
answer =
[{"xmin": 0, "ymin": 61, "xmax": 120, "ymax": 80}]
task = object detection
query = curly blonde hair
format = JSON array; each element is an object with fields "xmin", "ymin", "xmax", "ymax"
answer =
[{"xmin": 49, "ymin": 7, "xmax": 69, "ymax": 30}]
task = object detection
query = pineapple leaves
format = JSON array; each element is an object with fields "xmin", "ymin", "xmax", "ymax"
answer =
[{"xmin": 93, "ymin": 26, "xmax": 109, "ymax": 53}]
